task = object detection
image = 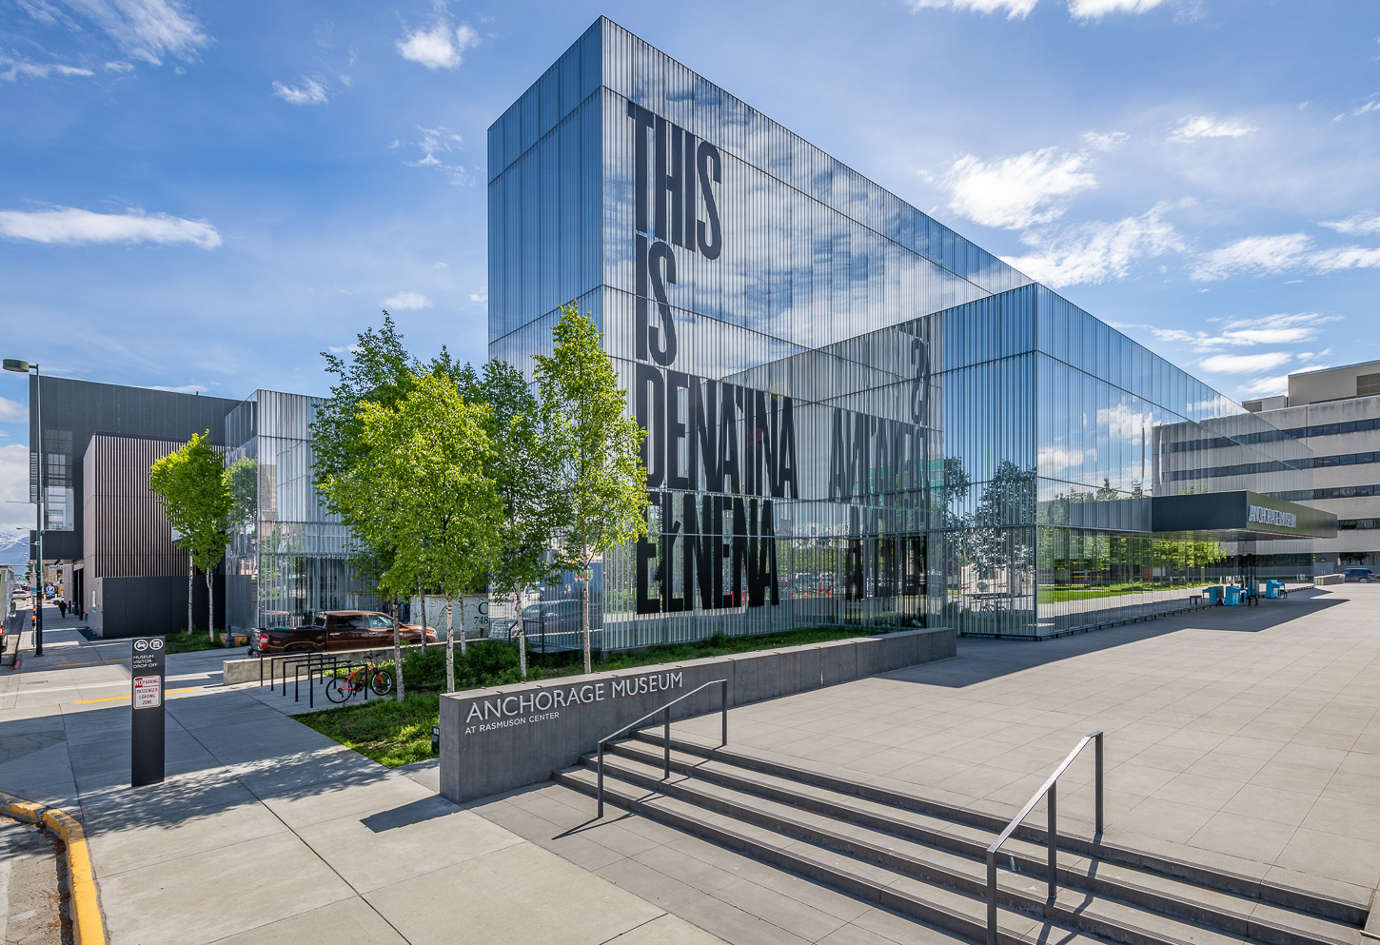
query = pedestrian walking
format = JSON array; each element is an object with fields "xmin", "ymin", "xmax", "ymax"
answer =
[{"xmin": 57, "ymin": 598, "xmax": 68, "ymax": 619}]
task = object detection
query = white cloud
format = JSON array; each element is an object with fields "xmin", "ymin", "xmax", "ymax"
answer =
[
  {"xmin": 1169, "ymin": 115, "xmax": 1258, "ymax": 142},
  {"xmin": 403, "ymin": 125, "xmax": 474, "ymax": 186},
  {"xmin": 1082, "ymin": 130, "xmax": 1129, "ymax": 151},
  {"xmin": 0, "ymin": 443, "xmax": 36, "ymax": 533},
  {"xmin": 1151, "ymin": 313, "xmax": 1340, "ymax": 349},
  {"xmin": 382, "ymin": 291, "xmax": 431, "ymax": 311},
  {"xmin": 0, "ymin": 56, "xmax": 94, "ymax": 81},
  {"xmin": 22, "ymin": 0, "xmax": 208, "ymax": 66},
  {"xmin": 468, "ymin": 292, "xmax": 487, "ymax": 304},
  {"xmin": 272, "ymin": 76, "xmax": 328, "ymax": 105},
  {"xmin": 0, "ymin": 397, "xmax": 24, "ymax": 423},
  {"xmin": 328, "ymin": 344, "xmax": 363, "ymax": 356},
  {"xmin": 104, "ymin": 60, "xmax": 134, "ymax": 73},
  {"xmin": 396, "ymin": 20, "xmax": 479, "ymax": 70},
  {"xmin": 1310, "ymin": 245, "xmax": 1380, "ymax": 272},
  {"xmin": 0, "ymin": 206, "xmax": 221, "ymax": 249},
  {"xmin": 940, "ymin": 146, "xmax": 1096, "ymax": 229},
  {"xmin": 1190, "ymin": 233, "xmax": 1310, "ymax": 281},
  {"xmin": 1238, "ymin": 374, "xmax": 1290, "ymax": 398},
  {"xmin": 1003, "ymin": 202, "xmax": 1185, "ymax": 286},
  {"xmin": 1069, "ymin": 0, "xmax": 1164, "ymax": 18},
  {"xmin": 1198, "ymin": 352, "xmax": 1293, "ymax": 374},
  {"xmin": 908, "ymin": 0, "xmax": 1037, "ymax": 18},
  {"xmin": 1320, "ymin": 213, "xmax": 1380, "ymax": 236},
  {"xmin": 1192, "ymin": 234, "xmax": 1380, "ymax": 280}
]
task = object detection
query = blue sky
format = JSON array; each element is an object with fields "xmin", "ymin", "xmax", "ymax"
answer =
[{"xmin": 1, "ymin": 0, "xmax": 1378, "ymax": 551}]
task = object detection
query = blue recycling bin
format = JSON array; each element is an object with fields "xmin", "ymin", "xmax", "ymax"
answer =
[
  {"xmin": 1224, "ymin": 585, "xmax": 1244, "ymax": 606},
  {"xmin": 1204, "ymin": 585, "xmax": 1224, "ymax": 604},
  {"xmin": 1265, "ymin": 580, "xmax": 1282, "ymax": 599}
]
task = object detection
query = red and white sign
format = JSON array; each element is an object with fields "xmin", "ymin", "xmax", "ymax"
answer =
[{"xmin": 132, "ymin": 675, "xmax": 162, "ymax": 710}]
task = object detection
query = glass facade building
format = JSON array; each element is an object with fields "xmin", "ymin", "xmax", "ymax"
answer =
[
  {"xmin": 224, "ymin": 390, "xmax": 377, "ymax": 630},
  {"xmin": 489, "ymin": 18, "xmax": 1330, "ymax": 641}
]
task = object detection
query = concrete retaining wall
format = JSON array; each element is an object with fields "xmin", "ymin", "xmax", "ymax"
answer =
[{"xmin": 439, "ymin": 626, "xmax": 955, "ymax": 803}]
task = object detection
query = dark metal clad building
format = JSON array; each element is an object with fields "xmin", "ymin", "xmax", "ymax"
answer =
[{"xmin": 29, "ymin": 376, "xmax": 238, "ymax": 635}]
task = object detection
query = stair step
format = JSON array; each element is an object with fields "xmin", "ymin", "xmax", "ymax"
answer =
[
  {"xmin": 600, "ymin": 741, "xmax": 1359, "ymax": 945},
  {"xmin": 631, "ymin": 730, "xmax": 1369, "ymax": 927},
  {"xmin": 578, "ymin": 755, "xmax": 1363, "ymax": 945},
  {"xmin": 557, "ymin": 765, "xmax": 1061, "ymax": 945}
]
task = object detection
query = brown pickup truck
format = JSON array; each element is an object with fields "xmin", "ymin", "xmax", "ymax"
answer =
[{"xmin": 250, "ymin": 611, "xmax": 436, "ymax": 655}]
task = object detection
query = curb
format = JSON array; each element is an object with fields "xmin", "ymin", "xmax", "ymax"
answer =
[{"xmin": 0, "ymin": 791, "xmax": 107, "ymax": 945}]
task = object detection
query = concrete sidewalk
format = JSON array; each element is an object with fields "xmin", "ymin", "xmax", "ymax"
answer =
[{"xmin": 0, "ymin": 609, "xmax": 728, "ymax": 945}]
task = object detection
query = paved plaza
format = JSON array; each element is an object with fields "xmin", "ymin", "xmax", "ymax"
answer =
[
  {"xmin": 469, "ymin": 584, "xmax": 1380, "ymax": 945},
  {"xmin": 1, "ymin": 586, "xmax": 1378, "ymax": 945},
  {"xmin": 0, "ymin": 611, "xmax": 729, "ymax": 945}
]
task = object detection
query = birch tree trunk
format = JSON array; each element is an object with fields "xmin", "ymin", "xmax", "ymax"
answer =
[
  {"xmin": 457, "ymin": 596, "xmax": 468, "ymax": 656},
  {"xmin": 581, "ymin": 557, "xmax": 591, "ymax": 675},
  {"xmin": 516, "ymin": 590, "xmax": 528, "ymax": 680},
  {"xmin": 187, "ymin": 558, "xmax": 194, "ymax": 636},
  {"xmin": 391, "ymin": 597, "xmax": 405, "ymax": 701},
  {"xmin": 417, "ymin": 580, "xmax": 427, "ymax": 650},
  {"xmin": 444, "ymin": 598, "xmax": 456, "ymax": 693},
  {"xmin": 205, "ymin": 569, "xmax": 214, "ymax": 643}
]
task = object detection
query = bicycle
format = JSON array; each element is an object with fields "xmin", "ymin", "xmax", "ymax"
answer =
[{"xmin": 324, "ymin": 661, "xmax": 395, "ymax": 703}]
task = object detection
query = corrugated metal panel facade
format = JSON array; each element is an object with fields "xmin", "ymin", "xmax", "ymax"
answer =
[{"xmin": 83, "ymin": 434, "xmax": 224, "ymax": 579}]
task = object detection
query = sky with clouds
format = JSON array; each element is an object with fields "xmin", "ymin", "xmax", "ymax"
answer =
[{"xmin": 1, "ymin": 0, "xmax": 1377, "ymax": 556}]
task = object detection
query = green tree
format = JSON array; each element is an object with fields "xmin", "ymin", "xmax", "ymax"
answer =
[
  {"xmin": 149, "ymin": 431, "xmax": 233, "ymax": 641},
  {"xmin": 533, "ymin": 304, "xmax": 648, "ymax": 675},
  {"xmin": 312, "ymin": 314, "xmax": 468, "ymax": 590},
  {"xmin": 461, "ymin": 359, "xmax": 560, "ymax": 679},
  {"xmin": 320, "ymin": 373, "xmax": 501, "ymax": 697}
]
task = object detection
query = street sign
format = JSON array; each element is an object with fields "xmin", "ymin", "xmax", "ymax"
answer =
[{"xmin": 130, "ymin": 636, "xmax": 166, "ymax": 787}]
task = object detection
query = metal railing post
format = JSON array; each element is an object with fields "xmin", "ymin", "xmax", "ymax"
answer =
[
  {"xmin": 597, "ymin": 742, "xmax": 605, "ymax": 819},
  {"xmin": 663, "ymin": 706, "xmax": 671, "ymax": 779},
  {"xmin": 1046, "ymin": 781, "xmax": 1057, "ymax": 902},
  {"xmin": 1094, "ymin": 731, "xmax": 1104, "ymax": 835},
  {"xmin": 986, "ymin": 851, "xmax": 997, "ymax": 945},
  {"xmin": 720, "ymin": 679, "xmax": 728, "ymax": 747}
]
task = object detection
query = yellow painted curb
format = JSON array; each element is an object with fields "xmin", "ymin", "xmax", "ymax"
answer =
[
  {"xmin": 0, "ymin": 790, "xmax": 47, "ymax": 824},
  {"xmin": 0, "ymin": 795, "xmax": 106, "ymax": 945}
]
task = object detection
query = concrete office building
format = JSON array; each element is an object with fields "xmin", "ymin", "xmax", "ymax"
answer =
[
  {"xmin": 1233, "ymin": 360, "xmax": 1380, "ymax": 573},
  {"xmin": 488, "ymin": 18, "xmax": 1335, "ymax": 641}
]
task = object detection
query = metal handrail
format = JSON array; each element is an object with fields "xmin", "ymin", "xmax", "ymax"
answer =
[
  {"xmin": 596, "ymin": 678, "xmax": 729, "ymax": 818},
  {"xmin": 984, "ymin": 731, "xmax": 1103, "ymax": 945}
]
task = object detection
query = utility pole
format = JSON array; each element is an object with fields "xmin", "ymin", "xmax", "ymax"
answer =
[{"xmin": 3, "ymin": 358, "xmax": 42, "ymax": 656}]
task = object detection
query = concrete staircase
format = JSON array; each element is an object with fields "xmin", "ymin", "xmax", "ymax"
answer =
[{"xmin": 555, "ymin": 733, "xmax": 1370, "ymax": 945}]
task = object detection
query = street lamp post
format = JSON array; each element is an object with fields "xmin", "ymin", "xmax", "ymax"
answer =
[{"xmin": 3, "ymin": 358, "xmax": 43, "ymax": 656}]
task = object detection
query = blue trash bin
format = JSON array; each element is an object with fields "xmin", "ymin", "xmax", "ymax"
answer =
[
  {"xmin": 1204, "ymin": 585, "xmax": 1223, "ymax": 604},
  {"xmin": 1265, "ymin": 580, "xmax": 1281, "ymax": 599},
  {"xmin": 1224, "ymin": 585, "xmax": 1244, "ymax": 606}
]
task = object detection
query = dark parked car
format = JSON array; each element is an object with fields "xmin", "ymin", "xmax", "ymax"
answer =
[
  {"xmin": 251, "ymin": 611, "xmax": 436, "ymax": 655},
  {"xmin": 1343, "ymin": 567, "xmax": 1377, "ymax": 582}
]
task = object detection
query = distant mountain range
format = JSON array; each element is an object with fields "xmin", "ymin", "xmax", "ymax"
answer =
[{"xmin": 0, "ymin": 536, "xmax": 30, "ymax": 569}]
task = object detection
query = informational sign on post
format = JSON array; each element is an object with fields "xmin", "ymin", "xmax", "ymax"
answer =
[{"xmin": 130, "ymin": 636, "xmax": 166, "ymax": 787}]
